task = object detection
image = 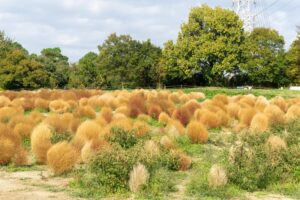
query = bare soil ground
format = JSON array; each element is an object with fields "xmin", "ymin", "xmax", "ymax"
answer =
[
  {"xmin": 0, "ymin": 168, "xmax": 296, "ymax": 200},
  {"xmin": 0, "ymin": 169, "xmax": 79, "ymax": 200}
]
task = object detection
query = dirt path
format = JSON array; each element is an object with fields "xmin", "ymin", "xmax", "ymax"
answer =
[{"xmin": 0, "ymin": 169, "xmax": 80, "ymax": 200}]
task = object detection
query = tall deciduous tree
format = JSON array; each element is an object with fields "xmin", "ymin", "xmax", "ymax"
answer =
[
  {"xmin": 243, "ymin": 28, "xmax": 289, "ymax": 87},
  {"xmin": 286, "ymin": 30, "xmax": 300, "ymax": 85},
  {"xmin": 68, "ymin": 52, "xmax": 103, "ymax": 88},
  {"xmin": 160, "ymin": 5, "xmax": 245, "ymax": 86},
  {"xmin": 0, "ymin": 31, "xmax": 49, "ymax": 89},
  {"xmin": 38, "ymin": 48, "xmax": 70, "ymax": 88},
  {"xmin": 97, "ymin": 33, "xmax": 161, "ymax": 88}
]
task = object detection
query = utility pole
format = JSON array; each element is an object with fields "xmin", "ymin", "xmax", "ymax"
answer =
[{"xmin": 232, "ymin": 0, "xmax": 256, "ymax": 32}]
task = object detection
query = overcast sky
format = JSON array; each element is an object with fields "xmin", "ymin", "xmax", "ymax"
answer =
[{"xmin": 0, "ymin": 0, "xmax": 299, "ymax": 62}]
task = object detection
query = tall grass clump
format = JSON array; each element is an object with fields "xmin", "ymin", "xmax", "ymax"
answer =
[{"xmin": 129, "ymin": 163, "xmax": 150, "ymax": 193}]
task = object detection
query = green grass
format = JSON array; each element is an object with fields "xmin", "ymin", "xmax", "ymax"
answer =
[
  {"xmin": 0, "ymin": 163, "xmax": 44, "ymax": 172},
  {"xmin": 268, "ymin": 183, "xmax": 300, "ymax": 198},
  {"xmin": 176, "ymin": 87, "xmax": 300, "ymax": 99}
]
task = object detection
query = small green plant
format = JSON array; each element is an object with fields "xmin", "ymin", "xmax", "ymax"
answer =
[
  {"xmin": 50, "ymin": 132, "xmax": 73, "ymax": 144},
  {"xmin": 107, "ymin": 127, "xmax": 137, "ymax": 149}
]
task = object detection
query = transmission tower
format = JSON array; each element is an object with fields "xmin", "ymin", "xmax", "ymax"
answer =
[{"xmin": 232, "ymin": 0, "xmax": 256, "ymax": 32}]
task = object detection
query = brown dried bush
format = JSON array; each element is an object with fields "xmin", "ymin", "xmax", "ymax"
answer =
[
  {"xmin": 250, "ymin": 113, "xmax": 269, "ymax": 133},
  {"xmin": 31, "ymin": 124, "xmax": 53, "ymax": 164},
  {"xmin": 47, "ymin": 142, "xmax": 77, "ymax": 174},
  {"xmin": 187, "ymin": 121, "xmax": 208, "ymax": 144}
]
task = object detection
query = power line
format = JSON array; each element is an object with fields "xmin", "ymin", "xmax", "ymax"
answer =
[{"xmin": 255, "ymin": 0, "xmax": 280, "ymax": 16}]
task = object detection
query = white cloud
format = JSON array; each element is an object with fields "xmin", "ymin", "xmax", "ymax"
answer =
[{"xmin": 56, "ymin": 34, "xmax": 80, "ymax": 46}]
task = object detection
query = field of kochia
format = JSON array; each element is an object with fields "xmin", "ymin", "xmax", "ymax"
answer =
[{"xmin": 0, "ymin": 88, "xmax": 299, "ymax": 199}]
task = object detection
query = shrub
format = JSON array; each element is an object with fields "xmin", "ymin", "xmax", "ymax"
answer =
[
  {"xmin": 115, "ymin": 106, "xmax": 130, "ymax": 116},
  {"xmin": 107, "ymin": 127, "xmax": 137, "ymax": 149},
  {"xmin": 129, "ymin": 163, "xmax": 150, "ymax": 193},
  {"xmin": 31, "ymin": 124, "xmax": 53, "ymax": 164},
  {"xmin": 158, "ymin": 112, "xmax": 170, "ymax": 125},
  {"xmin": 171, "ymin": 107, "xmax": 190, "ymax": 126},
  {"xmin": 81, "ymin": 139, "xmax": 110, "ymax": 163},
  {"xmin": 13, "ymin": 146, "xmax": 29, "ymax": 166},
  {"xmin": 183, "ymin": 99, "xmax": 201, "ymax": 115},
  {"xmin": 250, "ymin": 113, "xmax": 269, "ymax": 133},
  {"xmin": 160, "ymin": 136, "xmax": 174, "ymax": 149},
  {"xmin": 13, "ymin": 123, "xmax": 33, "ymax": 138},
  {"xmin": 168, "ymin": 93, "xmax": 181, "ymax": 104},
  {"xmin": 128, "ymin": 92, "xmax": 146, "ymax": 118},
  {"xmin": 217, "ymin": 109, "xmax": 230, "ymax": 127},
  {"xmin": 178, "ymin": 153, "xmax": 192, "ymax": 171},
  {"xmin": 75, "ymin": 105, "xmax": 96, "ymax": 119},
  {"xmin": 47, "ymin": 142, "xmax": 78, "ymax": 174},
  {"xmin": 284, "ymin": 105, "xmax": 300, "ymax": 123},
  {"xmin": 187, "ymin": 121, "xmax": 208, "ymax": 144},
  {"xmin": 213, "ymin": 94, "xmax": 228, "ymax": 105},
  {"xmin": 228, "ymin": 128, "xmax": 298, "ymax": 191},
  {"xmin": 254, "ymin": 97, "xmax": 269, "ymax": 112},
  {"xmin": 75, "ymin": 120, "xmax": 103, "ymax": 143},
  {"xmin": 270, "ymin": 96, "xmax": 287, "ymax": 112},
  {"xmin": 0, "ymin": 106, "xmax": 18, "ymax": 123},
  {"xmin": 87, "ymin": 145, "xmax": 136, "ymax": 193},
  {"xmin": 264, "ymin": 105, "xmax": 285, "ymax": 126},
  {"xmin": 0, "ymin": 137, "xmax": 15, "ymax": 165},
  {"xmin": 226, "ymin": 103, "xmax": 241, "ymax": 119},
  {"xmin": 198, "ymin": 109, "xmax": 220, "ymax": 129},
  {"xmin": 144, "ymin": 140, "xmax": 160, "ymax": 157},
  {"xmin": 148, "ymin": 104, "xmax": 162, "ymax": 120},
  {"xmin": 133, "ymin": 120, "xmax": 150, "ymax": 137},
  {"xmin": 165, "ymin": 119, "xmax": 185, "ymax": 138},
  {"xmin": 34, "ymin": 98, "xmax": 49, "ymax": 110},
  {"xmin": 44, "ymin": 113, "xmax": 70, "ymax": 133},
  {"xmin": 100, "ymin": 107, "xmax": 113, "ymax": 123},
  {"xmin": 0, "ymin": 95, "xmax": 11, "ymax": 107},
  {"xmin": 28, "ymin": 111, "xmax": 45, "ymax": 125},
  {"xmin": 208, "ymin": 165, "xmax": 227, "ymax": 188},
  {"xmin": 266, "ymin": 135, "xmax": 287, "ymax": 152},
  {"xmin": 49, "ymin": 100, "xmax": 70, "ymax": 113},
  {"xmin": 109, "ymin": 117, "xmax": 133, "ymax": 132},
  {"xmin": 239, "ymin": 107, "xmax": 257, "ymax": 126}
]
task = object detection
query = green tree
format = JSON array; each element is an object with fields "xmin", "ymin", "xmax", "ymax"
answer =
[
  {"xmin": 243, "ymin": 28, "xmax": 289, "ymax": 87},
  {"xmin": 0, "ymin": 32, "xmax": 49, "ymax": 89},
  {"xmin": 286, "ymin": 30, "xmax": 300, "ymax": 85},
  {"xmin": 160, "ymin": 5, "xmax": 245, "ymax": 86},
  {"xmin": 38, "ymin": 48, "xmax": 70, "ymax": 88},
  {"xmin": 68, "ymin": 52, "xmax": 103, "ymax": 88},
  {"xmin": 97, "ymin": 33, "xmax": 161, "ymax": 88}
]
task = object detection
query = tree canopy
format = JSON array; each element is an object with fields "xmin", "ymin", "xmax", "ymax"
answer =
[
  {"xmin": 0, "ymin": 5, "xmax": 299, "ymax": 89},
  {"xmin": 0, "ymin": 31, "xmax": 49, "ymax": 89},
  {"xmin": 242, "ymin": 28, "xmax": 289, "ymax": 87},
  {"xmin": 97, "ymin": 33, "xmax": 161, "ymax": 88},
  {"xmin": 160, "ymin": 5, "xmax": 245, "ymax": 86},
  {"xmin": 286, "ymin": 30, "xmax": 300, "ymax": 85}
]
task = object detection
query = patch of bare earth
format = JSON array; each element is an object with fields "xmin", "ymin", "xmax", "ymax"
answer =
[
  {"xmin": 244, "ymin": 193, "xmax": 297, "ymax": 200},
  {"xmin": 0, "ymin": 169, "xmax": 81, "ymax": 200}
]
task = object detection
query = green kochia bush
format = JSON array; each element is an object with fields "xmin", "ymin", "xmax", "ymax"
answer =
[
  {"xmin": 107, "ymin": 127, "xmax": 138, "ymax": 149},
  {"xmin": 228, "ymin": 121, "xmax": 300, "ymax": 191},
  {"xmin": 75, "ymin": 138, "xmax": 181, "ymax": 195}
]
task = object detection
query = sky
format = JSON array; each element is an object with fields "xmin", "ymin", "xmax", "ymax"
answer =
[{"xmin": 0, "ymin": 0, "xmax": 299, "ymax": 62}]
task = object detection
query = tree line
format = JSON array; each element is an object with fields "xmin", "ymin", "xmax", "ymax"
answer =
[{"xmin": 0, "ymin": 5, "xmax": 299, "ymax": 90}]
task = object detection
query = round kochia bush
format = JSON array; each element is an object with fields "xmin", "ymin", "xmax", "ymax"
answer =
[
  {"xmin": 228, "ymin": 121, "xmax": 300, "ymax": 191},
  {"xmin": 77, "ymin": 140, "xmax": 181, "ymax": 194}
]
